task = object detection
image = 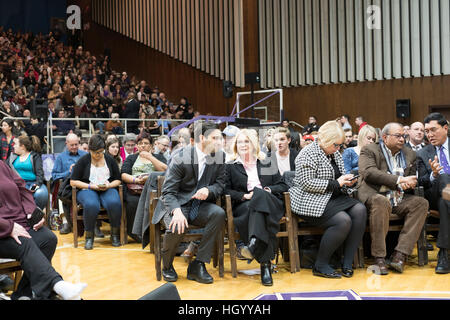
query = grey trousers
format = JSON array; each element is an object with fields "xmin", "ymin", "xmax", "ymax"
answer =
[{"xmin": 161, "ymin": 202, "xmax": 225, "ymax": 268}]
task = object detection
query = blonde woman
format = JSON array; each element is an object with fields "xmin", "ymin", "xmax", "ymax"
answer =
[
  {"xmin": 289, "ymin": 121, "xmax": 367, "ymax": 279},
  {"xmin": 342, "ymin": 125, "xmax": 378, "ymax": 174},
  {"xmin": 224, "ymin": 129, "xmax": 288, "ymax": 286}
]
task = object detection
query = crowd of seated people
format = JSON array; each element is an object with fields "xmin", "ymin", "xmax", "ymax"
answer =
[
  {"xmin": 0, "ymin": 27, "xmax": 200, "ymax": 151},
  {"xmin": 1, "ymin": 28, "xmax": 449, "ymax": 300}
]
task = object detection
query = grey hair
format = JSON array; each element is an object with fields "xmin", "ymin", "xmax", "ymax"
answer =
[{"xmin": 381, "ymin": 123, "xmax": 403, "ymax": 136}]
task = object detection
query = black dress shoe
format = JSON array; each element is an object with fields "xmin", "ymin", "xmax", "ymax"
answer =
[
  {"xmin": 312, "ymin": 267, "xmax": 342, "ymax": 279},
  {"xmin": 187, "ymin": 260, "xmax": 213, "ymax": 284},
  {"xmin": 162, "ymin": 265, "xmax": 178, "ymax": 282},
  {"xmin": 435, "ymin": 249, "xmax": 450, "ymax": 274},
  {"xmin": 84, "ymin": 231, "xmax": 94, "ymax": 250},
  {"xmin": 426, "ymin": 242, "xmax": 434, "ymax": 251},
  {"xmin": 59, "ymin": 223, "xmax": 72, "ymax": 235},
  {"xmin": 341, "ymin": 267, "xmax": 354, "ymax": 278},
  {"xmin": 240, "ymin": 237, "xmax": 257, "ymax": 260},
  {"xmin": 260, "ymin": 262, "xmax": 273, "ymax": 286}
]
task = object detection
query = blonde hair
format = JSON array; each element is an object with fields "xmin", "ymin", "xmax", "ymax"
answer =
[
  {"xmin": 318, "ymin": 120, "xmax": 345, "ymax": 148},
  {"xmin": 357, "ymin": 125, "xmax": 378, "ymax": 147},
  {"xmin": 230, "ymin": 129, "xmax": 266, "ymax": 161}
]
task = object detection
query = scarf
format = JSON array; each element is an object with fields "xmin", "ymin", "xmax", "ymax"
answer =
[{"xmin": 379, "ymin": 140, "xmax": 406, "ymax": 176}]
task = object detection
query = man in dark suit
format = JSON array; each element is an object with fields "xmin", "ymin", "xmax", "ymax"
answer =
[
  {"xmin": 358, "ymin": 123, "xmax": 428, "ymax": 274},
  {"xmin": 406, "ymin": 122, "xmax": 426, "ymax": 152},
  {"xmin": 152, "ymin": 122, "xmax": 226, "ymax": 284},
  {"xmin": 124, "ymin": 92, "xmax": 140, "ymax": 134},
  {"xmin": 417, "ymin": 113, "xmax": 450, "ymax": 274}
]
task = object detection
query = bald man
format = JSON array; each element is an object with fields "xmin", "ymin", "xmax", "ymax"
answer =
[
  {"xmin": 52, "ymin": 133, "xmax": 88, "ymax": 234},
  {"xmin": 407, "ymin": 122, "xmax": 426, "ymax": 152}
]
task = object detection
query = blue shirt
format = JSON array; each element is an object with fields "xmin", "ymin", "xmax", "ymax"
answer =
[{"xmin": 51, "ymin": 149, "xmax": 88, "ymax": 181}]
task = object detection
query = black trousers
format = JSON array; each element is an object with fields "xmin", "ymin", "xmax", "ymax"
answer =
[
  {"xmin": 425, "ymin": 174, "xmax": 450, "ymax": 249},
  {"xmin": 125, "ymin": 191, "xmax": 141, "ymax": 237},
  {"xmin": 162, "ymin": 202, "xmax": 225, "ymax": 267},
  {"xmin": 0, "ymin": 226, "xmax": 62, "ymax": 299}
]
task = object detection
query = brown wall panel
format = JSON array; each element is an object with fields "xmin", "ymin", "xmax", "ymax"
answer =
[{"xmin": 282, "ymin": 75, "xmax": 450, "ymax": 131}]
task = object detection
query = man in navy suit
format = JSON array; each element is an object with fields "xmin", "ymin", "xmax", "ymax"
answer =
[{"xmin": 417, "ymin": 113, "xmax": 450, "ymax": 274}]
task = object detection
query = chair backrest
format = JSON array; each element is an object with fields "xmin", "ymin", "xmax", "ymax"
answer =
[
  {"xmin": 157, "ymin": 175, "xmax": 166, "ymax": 197},
  {"xmin": 282, "ymin": 171, "xmax": 296, "ymax": 189},
  {"xmin": 148, "ymin": 171, "xmax": 165, "ymax": 191}
]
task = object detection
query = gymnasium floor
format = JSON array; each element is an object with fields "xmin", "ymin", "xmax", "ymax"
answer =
[{"xmin": 49, "ymin": 229, "xmax": 450, "ymax": 301}]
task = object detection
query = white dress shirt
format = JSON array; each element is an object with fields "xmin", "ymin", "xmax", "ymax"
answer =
[{"xmin": 195, "ymin": 145, "xmax": 207, "ymax": 181}]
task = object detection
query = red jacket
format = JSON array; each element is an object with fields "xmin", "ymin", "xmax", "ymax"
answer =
[{"xmin": 0, "ymin": 161, "xmax": 36, "ymax": 239}]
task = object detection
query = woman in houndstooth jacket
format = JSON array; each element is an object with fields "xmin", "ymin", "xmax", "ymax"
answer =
[{"xmin": 289, "ymin": 121, "xmax": 367, "ymax": 279}]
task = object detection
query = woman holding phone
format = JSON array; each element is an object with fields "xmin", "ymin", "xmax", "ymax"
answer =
[
  {"xmin": 70, "ymin": 135, "xmax": 122, "ymax": 250},
  {"xmin": 289, "ymin": 121, "xmax": 367, "ymax": 279}
]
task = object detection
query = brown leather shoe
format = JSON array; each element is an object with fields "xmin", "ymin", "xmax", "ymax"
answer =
[
  {"xmin": 373, "ymin": 257, "xmax": 389, "ymax": 275},
  {"xmin": 388, "ymin": 251, "xmax": 407, "ymax": 273}
]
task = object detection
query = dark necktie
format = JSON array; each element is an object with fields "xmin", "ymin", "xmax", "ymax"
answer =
[
  {"xmin": 189, "ymin": 161, "xmax": 206, "ymax": 222},
  {"xmin": 189, "ymin": 199, "xmax": 201, "ymax": 222},
  {"xmin": 440, "ymin": 146, "xmax": 450, "ymax": 174}
]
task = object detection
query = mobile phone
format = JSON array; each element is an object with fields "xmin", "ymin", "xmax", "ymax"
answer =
[
  {"xmin": 98, "ymin": 184, "xmax": 107, "ymax": 189},
  {"xmin": 349, "ymin": 175, "xmax": 360, "ymax": 181},
  {"xmin": 30, "ymin": 184, "xmax": 40, "ymax": 191},
  {"xmin": 27, "ymin": 207, "xmax": 45, "ymax": 227}
]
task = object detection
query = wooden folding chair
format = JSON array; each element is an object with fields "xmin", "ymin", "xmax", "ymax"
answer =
[
  {"xmin": 151, "ymin": 176, "xmax": 224, "ymax": 281},
  {"xmin": 225, "ymin": 191, "xmax": 299, "ymax": 278},
  {"xmin": 0, "ymin": 259, "xmax": 23, "ymax": 292},
  {"xmin": 71, "ymin": 185, "xmax": 127, "ymax": 248}
]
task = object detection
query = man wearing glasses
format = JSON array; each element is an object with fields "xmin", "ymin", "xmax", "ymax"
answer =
[
  {"xmin": 417, "ymin": 113, "xmax": 450, "ymax": 274},
  {"xmin": 358, "ymin": 123, "xmax": 428, "ymax": 275}
]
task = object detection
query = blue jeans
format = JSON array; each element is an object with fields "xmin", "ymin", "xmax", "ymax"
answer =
[
  {"xmin": 76, "ymin": 188, "xmax": 122, "ymax": 232},
  {"xmin": 25, "ymin": 182, "xmax": 48, "ymax": 210}
]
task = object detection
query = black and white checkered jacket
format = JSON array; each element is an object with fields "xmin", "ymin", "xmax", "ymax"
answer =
[{"xmin": 289, "ymin": 141, "xmax": 346, "ymax": 218}]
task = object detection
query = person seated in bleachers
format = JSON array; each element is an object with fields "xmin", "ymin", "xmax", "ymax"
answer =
[
  {"xmin": 342, "ymin": 125, "xmax": 378, "ymax": 174},
  {"xmin": 0, "ymin": 118, "xmax": 16, "ymax": 161},
  {"xmin": 6, "ymin": 134, "xmax": 48, "ymax": 211},
  {"xmin": 225, "ymin": 129, "xmax": 288, "ymax": 286},
  {"xmin": 0, "ymin": 160, "xmax": 87, "ymax": 300},
  {"xmin": 51, "ymin": 133, "xmax": 88, "ymax": 235},
  {"xmin": 70, "ymin": 135, "xmax": 123, "ymax": 250}
]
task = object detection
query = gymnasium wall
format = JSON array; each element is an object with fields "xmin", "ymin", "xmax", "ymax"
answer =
[{"xmin": 82, "ymin": 0, "xmax": 450, "ymax": 130}]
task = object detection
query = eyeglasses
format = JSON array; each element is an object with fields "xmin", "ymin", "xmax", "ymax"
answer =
[
  {"xmin": 138, "ymin": 141, "xmax": 151, "ymax": 146},
  {"xmin": 91, "ymin": 150, "xmax": 105, "ymax": 155},
  {"xmin": 424, "ymin": 127, "xmax": 440, "ymax": 135},
  {"xmin": 387, "ymin": 134, "xmax": 407, "ymax": 140},
  {"xmin": 333, "ymin": 143, "xmax": 344, "ymax": 149}
]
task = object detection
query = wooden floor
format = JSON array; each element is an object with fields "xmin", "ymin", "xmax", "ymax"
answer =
[{"xmin": 33, "ymin": 228, "xmax": 450, "ymax": 300}]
